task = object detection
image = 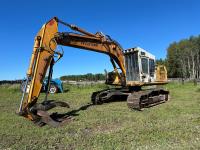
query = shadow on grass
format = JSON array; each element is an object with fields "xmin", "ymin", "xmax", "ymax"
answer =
[
  {"xmin": 63, "ymin": 103, "xmax": 93, "ymax": 116},
  {"xmin": 63, "ymin": 89, "xmax": 70, "ymax": 93},
  {"xmin": 46, "ymin": 98, "xmax": 127, "ymax": 127},
  {"xmin": 47, "ymin": 102, "xmax": 94, "ymax": 126}
]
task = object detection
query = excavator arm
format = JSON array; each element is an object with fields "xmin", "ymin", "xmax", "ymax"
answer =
[{"xmin": 18, "ymin": 17, "xmax": 126, "ymax": 126}]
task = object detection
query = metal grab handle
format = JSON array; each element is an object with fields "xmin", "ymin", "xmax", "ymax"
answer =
[{"xmin": 18, "ymin": 77, "xmax": 29, "ymax": 113}]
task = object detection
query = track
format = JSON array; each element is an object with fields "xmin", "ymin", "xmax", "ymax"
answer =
[
  {"xmin": 91, "ymin": 87, "xmax": 169, "ymax": 110},
  {"xmin": 91, "ymin": 88, "xmax": 129, "ymax": 105},
  {"xmin": 127, "ymin": 88, "xmax": 169, "ymax": 110}
]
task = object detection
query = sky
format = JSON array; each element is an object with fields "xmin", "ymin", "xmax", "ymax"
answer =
[{"xmin": 0, "ymin": 0, "xmax": 200, "ymax": 80}]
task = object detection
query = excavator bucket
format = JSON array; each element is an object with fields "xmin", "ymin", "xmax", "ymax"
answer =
[
  {"xmin": 28, "ymin": 100, "xmax": 72, "ymax": 127},
  {"xmin": 36, "ymin": 110, "xmax": 72, "ymax": 127}
]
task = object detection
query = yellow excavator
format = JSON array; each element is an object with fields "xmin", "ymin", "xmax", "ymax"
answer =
[{"xmin": 17, "ymin": 17, "xmax": 169, "ymax": 127}]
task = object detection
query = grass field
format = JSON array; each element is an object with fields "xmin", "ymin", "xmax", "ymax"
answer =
[{"xmin": 0, "ymin": 82, "xmax": 200, "ymax": 150}]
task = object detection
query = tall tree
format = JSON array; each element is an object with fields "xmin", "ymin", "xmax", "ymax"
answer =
[{"xmin": 167, "ymin": 35, "xmax": 200, "ymax": 79}]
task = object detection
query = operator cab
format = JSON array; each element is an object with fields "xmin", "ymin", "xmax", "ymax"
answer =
[{"xmin": 124, "ymin": 47, "xmax": 156, "ymax": 83}]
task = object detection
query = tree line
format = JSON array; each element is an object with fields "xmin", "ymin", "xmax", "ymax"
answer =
[
  {"xmin": 60, "ymin": 73, "xmax": 105, "ymax": 81},
  {"xmin": 166, "ymin": 35, "xmax": 200, "ymax": 79}
]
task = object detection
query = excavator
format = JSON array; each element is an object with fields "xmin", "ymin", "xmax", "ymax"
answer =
[{"xmin": 17, "ymin": 17, "xmax": 169, "ymax": 127}]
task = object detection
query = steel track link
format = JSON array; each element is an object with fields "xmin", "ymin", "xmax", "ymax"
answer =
[{"xmin": 127, "ymin": 88, "xmax": 169, "ymax": 110}]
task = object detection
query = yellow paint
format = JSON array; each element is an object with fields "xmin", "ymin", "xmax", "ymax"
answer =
[
  {"xmin": 25, "ymin": 18, "xmax": 58, "ymax": 108},
  {"xmin": 155, "ymin": 65, "xmax": 168, "ymax": 82}
]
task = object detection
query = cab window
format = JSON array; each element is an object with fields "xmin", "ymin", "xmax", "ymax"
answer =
[
  {"xmin": 149, "ymin": 59, "xmax": 155, "ymax": 77},
  {"xmin": 141, "ymin": 58, "xmax": 148, "ymax": 74}
]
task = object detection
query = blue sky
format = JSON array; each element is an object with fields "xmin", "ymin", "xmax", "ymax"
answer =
[{"xmin": 0, "ymin": 0, "xmax": 200, "ymax": 80}]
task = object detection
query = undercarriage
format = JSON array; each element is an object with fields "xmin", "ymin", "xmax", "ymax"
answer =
[{"xmin": 91, "ymin": 86, "xmax": 169, "ymax": 110}]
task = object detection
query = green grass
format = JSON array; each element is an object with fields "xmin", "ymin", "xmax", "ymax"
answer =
[{"xmin": 0, "ymin": 82, "xmax": 200, "ymax": 150}]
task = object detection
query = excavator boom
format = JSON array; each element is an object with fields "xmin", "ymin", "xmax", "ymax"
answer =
[
  {"xmin": 18, "ymin": 18, "xmax": 59, "ymax": 122},
  {"xmin": 18, "ymin": 17, "xmax": 127, "ymax": 126}
]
